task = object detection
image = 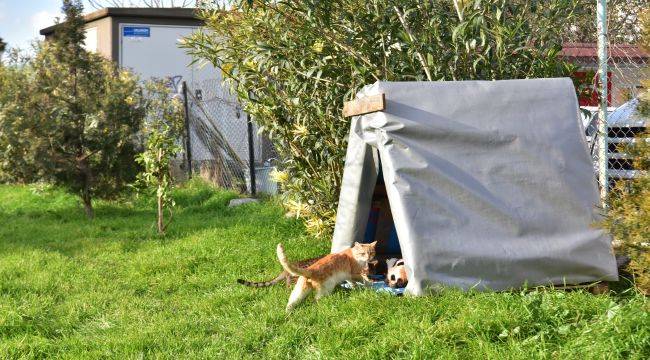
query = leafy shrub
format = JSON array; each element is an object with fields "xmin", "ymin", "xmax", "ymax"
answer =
[
  {"xmin": 604, "ymin": 131, "xmax": 650, "ymax": 294},
  {"xmin": 0, "ymin": 0, "xmax": 146, "ymax": 218},
  {"xmin": 184, "ymin": 0, "xmax": 582, "ymax": 237},
  {"xmin": 0, "ymin": 50, "xmax": 39, "ymax": 182}
]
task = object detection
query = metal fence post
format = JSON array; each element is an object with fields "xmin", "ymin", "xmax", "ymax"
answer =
[
  {"xmin": 246, "ymin": 102, "xmax": 257, "ymax": 196},
  {"xmin": 182, "ymin": 81, "xmax": 193, "ymax": 179},
  {"xmin": 596, "ymin": 0, "xmax": 609, "ymax": 207}
]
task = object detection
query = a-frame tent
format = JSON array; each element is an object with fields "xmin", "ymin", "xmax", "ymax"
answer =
[{"xmin": 331, "ymin": 79, "xmax": 618, "ymax": 295}]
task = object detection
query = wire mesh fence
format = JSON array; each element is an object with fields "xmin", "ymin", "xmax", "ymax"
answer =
[
  {"xmin": 602, "ymin": 42, "xmax": 648, "ymax": 202},
  {"xmin": 179, "ymin": 79, "xmax": 279, "ymax": 195},
  {"xmin": 565, "ymin": 3, "xmax": 648, "ymax": 206}
]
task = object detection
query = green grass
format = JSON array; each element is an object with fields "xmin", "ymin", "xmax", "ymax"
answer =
[{"xmin": 0, "ymin": 182, "xmax": 647, "ymax": 359}]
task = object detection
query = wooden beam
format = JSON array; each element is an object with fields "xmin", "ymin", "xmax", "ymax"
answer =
[{"xmin": 342, "ymin": 93, "xmax": 385, "ymax": 117}]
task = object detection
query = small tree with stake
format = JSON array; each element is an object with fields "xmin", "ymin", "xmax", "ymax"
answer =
[{"xmin": 135, "ymin": 81, "xmax": 184, "ymax": 235}]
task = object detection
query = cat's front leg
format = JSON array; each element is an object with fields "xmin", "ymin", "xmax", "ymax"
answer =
[
  {"xmin": 361, "ymin": 267, "xmax": 372, "ymax": 283},
  {"xmin": 351, "ymin": 267, "xmax": 372, "ymax": 285}
]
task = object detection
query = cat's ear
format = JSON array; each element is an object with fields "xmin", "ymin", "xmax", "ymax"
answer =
[
  {"xmin": 353, "ymin": 241, "xmax": 360, "ymax": 247},
  {"xmin": 369, "ymin": 241, "xmax": 378, "ymax": 248}
]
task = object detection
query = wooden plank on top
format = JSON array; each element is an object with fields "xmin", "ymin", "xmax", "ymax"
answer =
[{"xmin": 342, "ymin": 93, "xmax": 385, "ymax": 117}]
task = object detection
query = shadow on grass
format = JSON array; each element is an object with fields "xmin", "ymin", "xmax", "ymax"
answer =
[{"xmin": 607, "ymin": 273, "xmax": 642, "ymax": 299}]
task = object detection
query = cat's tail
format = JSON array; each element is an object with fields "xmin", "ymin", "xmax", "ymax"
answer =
[
  {"xmin": 236, "ymin": 272, "xmax": 287, "ymax": 288},
  {"xmin": 277, "ymin": 243, "xmax": 312, "ymax": 278}
]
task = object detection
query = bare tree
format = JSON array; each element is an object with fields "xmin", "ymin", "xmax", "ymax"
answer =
[
  {"xmin": 565, "ymin": 0, "xmax": 647, "ymax": 43},
  {"xmin": 88, "ymin": 0, "xmax": 195, "ymax": 9}
]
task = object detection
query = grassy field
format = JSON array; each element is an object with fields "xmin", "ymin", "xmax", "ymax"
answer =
[{"xmin": 0, "ymin": 182, "xmax": 647, "ymax": 359}]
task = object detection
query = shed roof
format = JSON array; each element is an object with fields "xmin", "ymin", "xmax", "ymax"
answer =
[
  {"xmin": 40, "ymin": 7, "xmax": 199, "ymax": 36},
  {"xmin": 561, "ymin": 42, "xmax": 649, "ymax": 62}
]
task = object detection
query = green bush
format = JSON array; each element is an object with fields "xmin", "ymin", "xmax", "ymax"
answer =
[
  {"xmin": 184, "ymin": 0, "xmax": 582, "ymax": 237},
  {"xmin": 0, "ymin": 51, "xmax": 38, "ymax": 182},
  {"xmin": 0, "ymin": 0, "xmax": 146, "ymax": 218},
  {"xmin": 604, "ymin": 132, "xmax": 650, "ymax": 294}
]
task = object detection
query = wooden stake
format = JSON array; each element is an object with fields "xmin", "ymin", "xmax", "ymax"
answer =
[{"xmin": 342, "ymin": 93, "xmax": 385, "ymax": 117}]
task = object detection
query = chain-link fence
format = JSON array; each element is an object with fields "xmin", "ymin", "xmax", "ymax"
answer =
[
  {"xmin": 602, "ymin": 41, "xmax": 648, "ymax": 200},
  {"xmin": 179, "ymin": 79, "xmax": 279, "ymax": 195},
  {"xmin": 564, "ymin": 2, "xmax": 648, "ymax": 206}
]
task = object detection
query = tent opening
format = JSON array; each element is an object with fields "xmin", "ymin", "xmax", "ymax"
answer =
[{"xmin": 361, "ymin": 160, "xmax": 402, "ymax": 261}]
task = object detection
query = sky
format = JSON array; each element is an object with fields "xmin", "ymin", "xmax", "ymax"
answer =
[
  {"xmin": 0, "ymin": 1, "xmax": 198, "ymax": 52},
  {"xmin": 0, "ymin": 0, "xmax": 78, "ymax": 50},
  {"xmin": 0, "ymin": 1, "xmax": 170, "ymax": 51}
]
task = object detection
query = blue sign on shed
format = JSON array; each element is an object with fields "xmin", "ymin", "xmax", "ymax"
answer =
[{"xmin": 123, "ymin": 26, "xmax": 150, "ymax": 37}]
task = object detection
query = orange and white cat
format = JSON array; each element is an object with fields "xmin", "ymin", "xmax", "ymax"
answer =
[{"xmin": 276, "ymin": 241, "xmax": 377, "ymax": 312}]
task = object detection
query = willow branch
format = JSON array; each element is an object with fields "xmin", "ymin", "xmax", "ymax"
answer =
[
  {"xmin": 252, "ymin": 0, "xmax": 381, "ymax": 82},
  {"xmin": 393, "ymin": 6, "xmax": 432, "ymax": 81},
  {"xmin": 453, "ymin": 0, "xmax": 464, "ymax": 21}
]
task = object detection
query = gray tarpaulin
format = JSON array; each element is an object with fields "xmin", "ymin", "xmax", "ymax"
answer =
[{"xmin": 331, "ymin": 79, "xmax": 618, "ymax": 295}]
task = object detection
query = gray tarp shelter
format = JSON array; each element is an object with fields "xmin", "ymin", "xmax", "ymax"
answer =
[{"xmin": 331, "ymin": 79, "xmax": 618, "ymax": 295}]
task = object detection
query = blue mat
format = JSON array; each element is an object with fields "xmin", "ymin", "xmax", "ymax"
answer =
[{"xmin": 339, "ymin": 275, "xmax": 406, "ymax": 296}]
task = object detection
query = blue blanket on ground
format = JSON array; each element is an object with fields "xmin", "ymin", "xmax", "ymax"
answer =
[{"xmin": 340, "ymin": 275, "xmax": 405, "ymax": 296}]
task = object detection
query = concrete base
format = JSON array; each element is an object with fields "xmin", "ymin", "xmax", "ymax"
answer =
[{"xmin": 228, "ymin": 198, "xmax": 259, "ymax": 207}]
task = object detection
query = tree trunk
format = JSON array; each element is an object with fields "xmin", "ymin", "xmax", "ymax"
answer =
[
  {"xmin": 78, "ymin": 156, "xmax": 95, "ymax": 219},
  {"xmin": 156, "ymin": 148, "xmax": 166, "ymax": 235},
  {"xmin": 82, "ymin": 192, "xmax": 94, "ymax": 219},
  {"xmin": 157, "ymin": 189, "xmax": 164, "ymax": 235}
]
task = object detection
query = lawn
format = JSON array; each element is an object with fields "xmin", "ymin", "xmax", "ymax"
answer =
[{"xmin": 0, "ymin": 182, "xmax": 647, "ymax": 359}]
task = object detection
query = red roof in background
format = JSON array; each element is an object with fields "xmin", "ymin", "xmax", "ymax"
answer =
[{"xmin": 561, "ymin": 43, "xmax": 649, "ymax": 61}]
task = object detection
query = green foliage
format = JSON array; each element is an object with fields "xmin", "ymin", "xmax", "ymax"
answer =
[
  {"xmin": 570, "ymin": 69, "xmax": 597, "ymax": 103},
  {"xmin": 184, "ymin": 0, "xmax": 580, "ymax": 237},
  {"xmin": 604, "ymin": 134, "xmax": 649, "ymax": 294},
  {"xmin": 0, "ymin": 183, "xmax": 648, "ymax": 358},
  {"xmin": 134, "ymin": 81, "xmax": 185, "ymax": 235},
  {"xmin": 640, "ymin": 81, "xmax": 650, "ymax": 118},
  {"xmin": 0, "ymin": 0, "xmax": 145, "ymax": 218},
  {"xmin": 0, "ymin": 54, "xmax": 37, "ymax": 182}
]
